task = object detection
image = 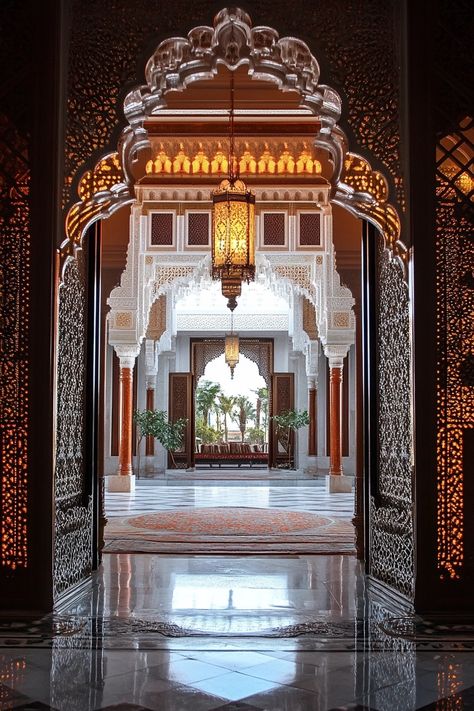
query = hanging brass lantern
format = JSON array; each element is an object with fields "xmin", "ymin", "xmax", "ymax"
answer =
[
  {"xmin": 224, "ymin": 333, "xmax": 240, "ymax": 379},
  {"xmin": 211, "ymin": 67, "xmax": 256, "ymax": 311}
]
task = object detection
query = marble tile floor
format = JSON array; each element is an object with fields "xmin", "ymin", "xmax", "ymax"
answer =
[
  {"xmin": 2, "ymin": 554, "xmax": 474, "ymax": 710},
  {"xmin": 105, "ymin": 482, "xmax": 354, "ymax": 519}
]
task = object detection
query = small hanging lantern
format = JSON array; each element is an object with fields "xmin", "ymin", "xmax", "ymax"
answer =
[
  {"xmin": 211, "ymin": 67, "xmax": 255, "ymax": 311},
  {"xmin": 224, "ymin": 333, "xmax": 240, "ymax": 379},
  {"xmin": 224, "ymin": 311, "xmax": 239, "ymax": 378}
]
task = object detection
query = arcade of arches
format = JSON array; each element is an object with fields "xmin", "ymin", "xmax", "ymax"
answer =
[{"xmin": 1, "ymin": 3, "xmax": 473, "ymax": 710}]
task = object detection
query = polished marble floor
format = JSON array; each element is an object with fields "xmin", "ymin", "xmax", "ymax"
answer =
[
  {"xmin": 1, "ymin": 553, "xmax": 474, "ymax": 710},
  {"xmin": 105, "ymin": 481, "xmax": 354, "ymax": 519}
]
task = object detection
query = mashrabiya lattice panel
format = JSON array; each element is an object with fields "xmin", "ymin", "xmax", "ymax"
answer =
[
  {"xmin": 54, "ymin": 255, "xmax": 92, "ymax": 598},
  {"xmin": 436, "ymin": 125, "xmax": 474, "ymax": 581},
  {"xmin": 370, "ymin": 235, "xmax": 414, "ymax": 599},
  {"xmin": 0, "ymin": 115, "xmax": 30, "ymax": 572}
]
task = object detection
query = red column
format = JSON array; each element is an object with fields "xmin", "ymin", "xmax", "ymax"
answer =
[
  {"xmin": 329, "ymin": 365, "xmax": 343, "ymax": 475},
  {"xmin": 308, "ymin": 385, "xmax": 317, "ymax": 456},
  {"xmin": 118, "ymin": 365, "xmax": 134, "ymax": 476}
]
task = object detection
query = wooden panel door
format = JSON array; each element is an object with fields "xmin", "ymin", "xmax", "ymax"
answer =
[
  {"xmin": 168, "ymin": 372, "xmax": 193, "ymax": 469},
  {"xmin": 269, "ymin": 372, "xmax": 295, "ymax": 469}
]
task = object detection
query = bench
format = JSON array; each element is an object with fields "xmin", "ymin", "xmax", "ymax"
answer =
[{"xmin": 194, "ymin": 452, "xmax": 268, "ymax": 468}]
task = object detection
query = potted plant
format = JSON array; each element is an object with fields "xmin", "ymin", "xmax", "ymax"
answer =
[
  {"xmin": 271, "ymin": 408, "xmax": 310, "ymax": 469},
  {"xmin": 134, "ymin": 409, "xmax": 188, "ymax": 471}
]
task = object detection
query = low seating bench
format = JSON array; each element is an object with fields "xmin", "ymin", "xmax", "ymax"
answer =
[{"xmin": 194, "ymin": 452, "xmax": 268, "ymax": 468}]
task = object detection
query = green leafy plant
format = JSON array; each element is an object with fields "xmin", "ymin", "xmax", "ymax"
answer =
[
  {"xmin": 134, "ymin": 409, "xmax": 188, "ymax": 470},
  {"xmin": 195, "ymin": 420, "xmax": 221, "ymax": 445},
  {"xmin": 247, "ymin": 427, "xmax": 265, "ymax": 446},
  {"xmin": 271, "ymin": 409, "xmax": 310, "ymax": 469}
]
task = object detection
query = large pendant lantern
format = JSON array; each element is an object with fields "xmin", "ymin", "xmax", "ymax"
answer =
[{"xmin": 211, "ymin": 65, "xmax": 255, "ymax": 311}]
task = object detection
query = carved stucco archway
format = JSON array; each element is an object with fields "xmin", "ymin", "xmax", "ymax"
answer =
[
  {"xmin": 53, "ymin": 7, "xmax": 414, "ymax": 603},
  {"xmin": 62, "ymin": 7, "xmax": 405, "ymax": 273}
]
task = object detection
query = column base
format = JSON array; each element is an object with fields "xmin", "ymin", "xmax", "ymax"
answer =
[
  {"xmin": 326, "ymin": 474, "xmax": 353, "ymax": 493},
  {"xmin": 107, "ymin": 474, "xmax": 136, "ymax": 493}
]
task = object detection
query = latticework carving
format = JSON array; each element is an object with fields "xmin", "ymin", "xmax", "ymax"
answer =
[
  {"xmin": 154, "ymin": 266, "xmax": 195, "ymax": 292},
  {"xmin": 0, "ymin": 114, "xmax": 30, "ymax": 572},
  {"xmin": 436, "ymin": 117, "xmax": 474, "ymax": 581},
  {"xmin": 303, "ymin": 298, "xmax": 318, "ymax": 340},
  {"xmin": 370, "ymin": 236, "xmax": 414, "ymax": 598},
  {"xmin": 263, "ymin": 213, "xmax": 286, "ymax": 246},
  {"xmin": 54, "ymin": 255, "xmax": 92, "ymax": 598},
  {"xmin": 146, "ymin": 295, "xmax": 167, "ymax": 340},
  {"xmin": 273, "ymin": 265, "xmax": 316, "ymax": 299}
]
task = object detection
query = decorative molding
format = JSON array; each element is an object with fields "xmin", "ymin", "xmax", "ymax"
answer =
[
  {"xmin": 145, "ymin": 139, "xmax": 322, "ymax": 177},
  {"xmin": 176, "ymin": 313, "xmax": 288, "ymax": 331}
]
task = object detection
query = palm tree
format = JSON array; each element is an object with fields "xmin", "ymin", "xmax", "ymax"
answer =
[
  {"xmin": 232, "ymin": 395, "xmax": 256, "ymax": 442},
  {"xmin": 195, "ymin": 380, "xmax": 221, "ymax": 425},
  {"xmin": 252, "ymin": 387, "xmax": 269, "ymax": 430},
  {"xmin": 217, "ymin": 394, "xmax": 236, "ymax": 442}
]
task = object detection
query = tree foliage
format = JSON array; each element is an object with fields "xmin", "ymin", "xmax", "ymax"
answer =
[
  {"xmin": 271, "ymin": 408, "xmax": 310, "ymax": 468},
  {"xmin": 134, "ymin": 409, "xmax": 187, "ymax": 469}
]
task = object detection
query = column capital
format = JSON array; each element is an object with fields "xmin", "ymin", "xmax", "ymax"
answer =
[
  {"xmin": 307, "ymin": 376, "xmax": 317, "ymax": 390},
  {"xmin": 323, "ymin": 344, "xmax": 350, "ymax": 369},
  {"xmin": 114, "ymin": 345, "xmax": 140, "ymax": 369}
]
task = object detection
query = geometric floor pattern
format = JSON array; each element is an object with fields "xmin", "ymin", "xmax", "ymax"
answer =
[{"xmin": 105, "ymin": 482, "xmax": 355, "ymax": 519}]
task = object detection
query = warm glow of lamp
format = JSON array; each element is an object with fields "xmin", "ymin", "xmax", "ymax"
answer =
[
  {"xmin": 224, "ymin": 310, "xmax": 239, "ymax": 378},
  {"xmin": 211, "ymin": 64, "xmax": 256, "ymax": 311},
  {"xmin": 225, "ymin": 334, "xmax": 239, "ymax": 379}
]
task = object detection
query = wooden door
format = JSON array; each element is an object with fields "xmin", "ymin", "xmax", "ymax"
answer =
[
  {"xmin": 269, "ymin": 372, "xmax": 295, "ymax": 469},
  {"xmin": 168, "ymin": 372, "xmax": 193, "ymax": 469}
]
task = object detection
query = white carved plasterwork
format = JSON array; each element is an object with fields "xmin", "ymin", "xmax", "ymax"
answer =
[
  {"xmin": 306, "ymin": 340, "xmax": 320, "ymax": 382},
  {"xmin": 108, "ymin": 236, "xmax": 355, "ymax": 353},
  {"xmin": 324, "ymin": 343, "xmax": 351, "ymax": 369},
  {"xmin": 144, "ymin": 339, "xmax": 158, "ymax": 387},
  {"xmin": 176, "ymin": 313, "xmax": 288, "ymax": 332}
]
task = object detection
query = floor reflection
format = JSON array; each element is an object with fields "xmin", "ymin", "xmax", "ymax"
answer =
[{"xmin": 1, "ymin": 553, "xmax": 474, "ymax": 710}]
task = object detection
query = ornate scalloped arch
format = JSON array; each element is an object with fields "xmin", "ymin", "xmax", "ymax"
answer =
[{"xmin": 63, "ymin": 7, "xmax": 406, "ymax": 275}]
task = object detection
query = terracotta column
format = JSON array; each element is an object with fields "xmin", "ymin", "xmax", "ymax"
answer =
[
  {"xmin": 107, "ymin": 350, "xmax": 138, "ymax": 492},
  {"xmin": 145, "ymin": 377, "xmax": 155, "ymax": 456},
  {"xmin": 118, "ymin": 361, "xmax": 134, "ymax": 476},
  {"xmin": 329, "ymin": 364, "xmax": 343, "ymax": 475},
  {"xmin": 324, "ymin": 345, "xmax": 352, "ymax": 493},
  {"xmin": 308, "ymin": 379, "xmax": 317, "ymax": 456}
]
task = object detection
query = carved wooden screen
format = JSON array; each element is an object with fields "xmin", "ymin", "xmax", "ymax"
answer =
[
  {"xmin": 169, "ymin": 373, "xmax": 193, "ymax": 469},
  {"xmin": 54, "ymin": 254, "xmax": 93, "ymax": 599},
  {"xmin": 270, "ymin": 373, "xmax": 295, "ymax": 469}
]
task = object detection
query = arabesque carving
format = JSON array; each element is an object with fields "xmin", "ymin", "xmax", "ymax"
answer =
[{"xmin": 63, "ymin": 8, "xmax": 403, "ymax": 273}]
